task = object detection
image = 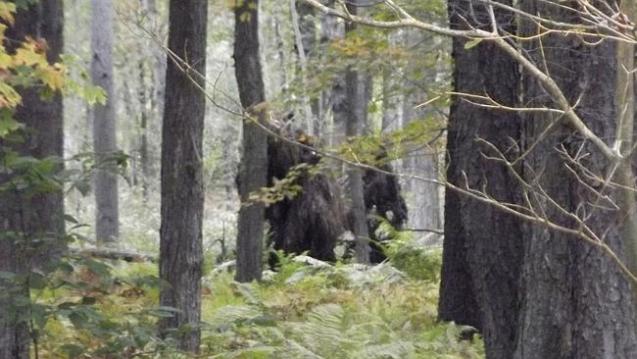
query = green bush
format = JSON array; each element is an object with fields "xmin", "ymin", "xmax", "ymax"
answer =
[{"xmin": 389, "ymin": 245, "xmax": 442, "ymax": 282}]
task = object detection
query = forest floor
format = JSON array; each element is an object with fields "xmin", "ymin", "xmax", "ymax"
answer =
[{"xmin": 34, "ymin": 248, "xmax": 484, "ymax": 358}]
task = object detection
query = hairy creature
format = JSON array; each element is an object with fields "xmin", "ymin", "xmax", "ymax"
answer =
[
  {"xmin": 361, "ymin": 149, "xmax": 408, "ymax": 263},
  {"xmin": 265, "ymin": 125, "xmax": 346, "ymax": 265}
]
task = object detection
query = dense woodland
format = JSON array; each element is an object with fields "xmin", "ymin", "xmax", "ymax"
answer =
[{"xmin": 1, "ymin": 0, "xmax": 637, "ymax": 358}]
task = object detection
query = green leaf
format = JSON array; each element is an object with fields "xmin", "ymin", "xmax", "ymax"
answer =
[
  {"xmin": 59, "ymin": 343, "xmax": 85, "ymax": 358},
  {"xmin": 464, "ymin": 38, "xmax": 483, "ymax": 50},
  {"xmin": 0, "ymin": 111, "xmax": 22, "ymax": 138}
]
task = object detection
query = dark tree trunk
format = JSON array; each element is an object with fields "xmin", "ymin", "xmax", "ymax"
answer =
[
  {"xmin": 234, "ymin": 0, "xmax": 268, "ymax": 282},
  {"xmin": 91, "ymin": 0, "xmax": 119, "ymax": 244},
  {"xmin": 438, "ymin": 1, "xmax": 523, "ymax": 357},
  {"xmin": 514, "ymin": 1, "xmax": 637, "ymax": 358},
  {"xmin": 343, "ymin": 3, "xmax": 371, "ymax": 264},
  {"xmin": 159, "ymin": 0, "xmax": 207, "ymax": 352},
  {"xmin": 0, "ymin": 2, "xmax": 64, "ymax": 357}
]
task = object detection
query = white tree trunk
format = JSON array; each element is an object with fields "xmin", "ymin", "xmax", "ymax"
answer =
[{"xmin": 91, "ymin": 0, "xmax": 119, "ymax": 244}]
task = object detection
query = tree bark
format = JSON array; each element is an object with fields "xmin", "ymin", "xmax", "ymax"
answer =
[
  {"xmin": 138, "ymin": 60, "xmax": 150, "ymax": 199},
  {"xmin": 296, "ymin": 0, "xmax": 323, "ymax": 136},
  {"xmin": 0, "ymin": 2, "xmax": 64, "ymax": 357},
  {"xmin": 514, "ymin": 1, "xmax": 637, "ymax": 357},
  {"xmin": 291, "ymin": 0, "xmax": 315, "ymax": 132},
  {"xmin": 399, "ymin": 29, "xmax": 442, "ymax": 237},
  {"xmin": 234, "ymin": 0, "xmax": 268, "ymax": 282},
  {"xmin": 159, "ymin": 0, "xmax": 207, "ymax": 352},
  {"xmin": 91, "ymin": 0, "xmax": 119, "ymax": 244},
  {"xmin": 312, "ymin": 0, "xmax": 340, "ymax": 141},
  {"xmin": 381, "ymin": 31, "xmax": 402, "ymax": 134},
  {"xmin": 438, "ymin": 1, "xmax": 523, "ymax": 358},
  {"xmin": 322, "ymin": 0, "xmax": 347, "ymax": 147},
  {"xmin": 138, "ymin": 0, "xmax": 164, "ymax": 200},
  {"xmin": 616, "ymin": 0, "xmax": 637, "ymax": 278},
  {"xmin": 344, "ymin": 3, "xmax": 371, "ymax": 264}
]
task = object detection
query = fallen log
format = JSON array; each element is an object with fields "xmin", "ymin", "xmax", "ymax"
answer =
[{"xmin": 66, "ymin": 248, "xmax": 156, "ymax": 263}]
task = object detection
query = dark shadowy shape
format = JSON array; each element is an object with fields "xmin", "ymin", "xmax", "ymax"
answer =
[
  {"xmin": 361, "ymin": 148, "xmax": 408, "ymax": 263},
  {"xmin": 265, "ymin": 122, "xmax": 346, "ymax": 266}
]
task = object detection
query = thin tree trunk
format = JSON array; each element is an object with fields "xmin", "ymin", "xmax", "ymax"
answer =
[
  {"xmin": 159, "ymin": 0, "xmax": 207, "ymax": 352},
  {"xmin": 138, "ymin": 60, "xmax": 150, "ymax": 199},
  {"xmin": 0, "ymin": 2, "xmax": 64, "ymax": 357},
  {"xmin": 316, "ymin": 0, "xmax": 341, "ymax": 140},
  {"xmin": 323, "ymin": 0, "xmax": 346, "ymax": 147},
  {"xmin": 140, "ymin": 0, "xmax": 163, "ymax": 198},
  {"xmin": 273, "ymin": 17, "xmax": 289, "ymax": 96},
  {"xmin": 438, "ymin": 1, "xmax": 523, "ymax": 357},
  {"xmin": 291, "ymin": 0, "xmax": 315, "ymax": 132},
  {"xmin": 417, "ymin": 153, "xmax": 440, "ymax": 232},
  {"xmin": 91, "ymin": 0, "xmax": 119, "ymax": 244},
  {"xmin": 381, "ymin": 37, "xmax": 402, "ymax": 133},
  {"xmin": 234, "ymin": 0, "xmax": 268, "ymax": 282},
  {"xmin": 302, "ymin": 13, "xmax": 323, "ymax": 136},
  {"xmin": 344, "ymin": 3, "xmax": 370, "ymax": 264}
]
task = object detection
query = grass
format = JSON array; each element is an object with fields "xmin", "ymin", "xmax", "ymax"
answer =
[{"xmin": 32, "ymin": 249, "xmax": 484, "ymax": 358}]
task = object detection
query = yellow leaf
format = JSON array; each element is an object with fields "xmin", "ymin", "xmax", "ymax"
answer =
[
  {"xmin": 36, "ymin": 64, "xmax": 65, "ymax": 90},
  {"xmin": 0, "ymin": 81, "xmax": 21, "ymax": 108},
  {"xmin": 0, "ymin": 23, "xmax": 7, "ymax": 45},
  {"xmin": 14, "ymin": 47, "xmax": 45, "ymax": 67},
  {"xmin": 0, "ymin": 2, "xmax": 15, "ymax": 25},
  {"xmin": 464, "ymin": 38, "xmax": 483, "ymax": 50},
  {"xmin": 0, "ymin": 51, "xmax": 11, "ymax": 70},
  {"xmin": 13, "ymin": 38, "xmax": 49, "ymax": 67}
]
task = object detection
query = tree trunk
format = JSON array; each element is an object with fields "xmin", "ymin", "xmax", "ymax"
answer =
[
  {"xmin": 399, "ymin": 29, "xmax": 442, "ymax": 237},
  {"xmin": 291, "ymin": 0, "xmax": 315, "ymax": 133},
  {"xmin": 296, "ymin": 1, "xmax": 323, "ymax": 136},
  {"xmin": 139, "ymin": 0, "xmax": 164, "ymax": 200},
  {"xmin": 234, "ymin": 0, "xmax": 268, "ymax": 282},
  {"xmin": 315, "ymin": 0, "xmax": 341, "ymax": 141},
  {"xmin": 91, "ymin": 0, "xmax": 119, "ymax": 244},
  {"xmin": 381, "ymin": 33, "xmax": 402, "ymax": 133},
  {"xmin": 344, "ymin": 3, "xmax": 371, "ymax": 264},
  {"xmin": 159, "ymin": 0, "xmax": 207, "ymax": 352},
  {"xmin": 0, "ymin": 2, "xmax": 64, "ymax": 357},
  {"xmin": 138, "ymin": 60, "xmax": 150, "ymax": 199},
  {"xmin": 616, "ymin": 0, "xmax": 637, "ymax": 278},
  {"xmin": 438, "ymin": 1, "xmax": 523, "ymax": 358},
  {"xmin": 416, "ymin": 153, "xmax": 440, "ymax": 232},
  {"xmin": 514, "ymin": 1, "xmax": 637, "ymax": 357},
  {"xmin": 322, "ymin": 0, "xmax": 346, "ymax": 148}
]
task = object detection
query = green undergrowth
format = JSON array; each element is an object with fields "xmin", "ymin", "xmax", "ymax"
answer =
[{"xmin": 34, "ymin": 249, "xmax": 484, "ymax": 358}]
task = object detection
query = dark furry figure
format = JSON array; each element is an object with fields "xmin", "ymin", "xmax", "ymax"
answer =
[
  {"xmin": 265, "ymin": 130, "xmax": 346, "ymax": 266},
  {"xmin": 362, "ymin": 152, "xmax": 408, "ymax": 263}
]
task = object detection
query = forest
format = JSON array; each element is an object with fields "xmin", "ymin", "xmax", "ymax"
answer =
[{"xmin": 2, "ymin": 0, "xmax": 637, "ymax": 358}]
